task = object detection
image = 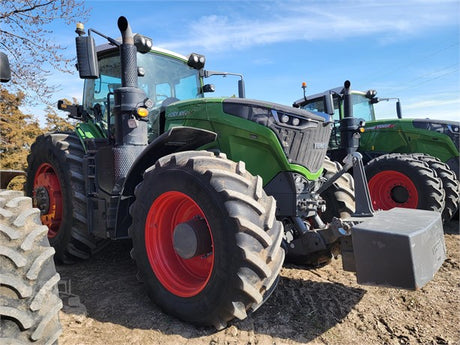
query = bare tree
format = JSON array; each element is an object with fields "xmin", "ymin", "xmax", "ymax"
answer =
[{"xmin": 0, "ymin": 0, "xmax": 90, "ymax": 104}]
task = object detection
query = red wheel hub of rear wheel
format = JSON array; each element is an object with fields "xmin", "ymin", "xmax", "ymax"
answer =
[
  {"xmin": 33, "ymin": 163, "xmax": 63, "ymax": 238},
  {"xmin": 145, "ymin": 191, "xmax": 214, "ymax": 297},
  {"xmin": 368, "ymin": 170, "xmax": 418, "ymax": 210}
]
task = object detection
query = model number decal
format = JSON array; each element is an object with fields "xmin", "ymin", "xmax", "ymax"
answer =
[
  {"xmin": 167, "ymin": 110, "xmax": 190, "ymax": 118},
  {"xmin": 366, "ymin": 124, "xmax": 395, "ymax": 130}
]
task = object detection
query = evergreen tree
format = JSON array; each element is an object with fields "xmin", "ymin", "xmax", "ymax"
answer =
[
  {"xmin": 45, "ymin": 103, "xmax": 75, "ymax": 132},
  {"xmin": 0, "ymin": 86, "xmax": 43, "ymax": 170}
]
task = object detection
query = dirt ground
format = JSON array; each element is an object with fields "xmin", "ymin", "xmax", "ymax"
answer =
[{"xmin": 56, "ymin": 220, "xmax": 459, "ymax": 345}]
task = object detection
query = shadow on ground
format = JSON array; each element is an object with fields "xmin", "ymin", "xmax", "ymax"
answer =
[{"xmin": 56, "ymin": 240, "xmax": 365, "ymax": 343}]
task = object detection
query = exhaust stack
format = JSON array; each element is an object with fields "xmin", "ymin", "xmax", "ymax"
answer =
[
  {"xmin": 112, "ymin": 16, "xmax": 148, "ymax": 191},
  {"xmin": 117, "ymin": 16, "xmax": 138, "ymax": 88}
]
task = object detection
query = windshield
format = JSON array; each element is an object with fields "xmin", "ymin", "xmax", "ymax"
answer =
[
  {"xmin": 348, "ymin": 94, "xmax": 374, "ymax": 122},
  {"xmin": 301, "ymin": 92, "xmax": 375, "ymax": 150},
  {"xmin": 301, "ymin": 94, "xmax": 374, "ymax": 122},
  {"xmin": 83, "ymin": 50, "xmax": 202, "ymax": 138}
]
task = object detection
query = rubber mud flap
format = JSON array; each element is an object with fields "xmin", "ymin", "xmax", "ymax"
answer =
[{"xmin": 350, "ymin": 208, "xmax": 446, "ymax": 290}]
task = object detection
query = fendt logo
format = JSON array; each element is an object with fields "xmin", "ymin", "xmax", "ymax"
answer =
[{"xmin": 314, "ymin": 142, "xmax": 328, "ymax": 149}]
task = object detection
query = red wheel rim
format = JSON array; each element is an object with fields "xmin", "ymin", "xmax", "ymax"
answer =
[
  {"xmin": 368, "ymin": 170, "xmax": 419, "ymax": 210},
  {"xmin": 145, "ymin": 191, "xmax": 214, "ymax": 297},
  {"xmin": 33, "ymin": 163, "xmax": 63, "ymax": 238}
]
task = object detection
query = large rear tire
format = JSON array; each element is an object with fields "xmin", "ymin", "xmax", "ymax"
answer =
[
  {"xmin": 0, "ymin": 190, "xmax": 62, "ymax": 344},
  {"xmin": 129, "ymin": 151, "xmax": 284, "ymax": 329},
  {"xmin": 365, "ymin": 153, "xmax": 445, "ymax": 213},
  {"xmin": 25, "ymin": 133, "xmax": 102, "ymax": 263},
  {"xmin": 409, "ymin": 153, "xmax": 459, "ymax": 222}
]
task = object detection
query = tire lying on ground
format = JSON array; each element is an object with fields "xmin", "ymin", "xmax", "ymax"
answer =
[
  {"xmin": 365, "ymin": 153, "xmax": 445, "ymax": 213},
  {"xmin": 129, "ymin": 151, "xmax": 285, "ymax": 330},
  {"xmin": 0, "ymin": 190, "xmax": 62, "ymax": 344}
]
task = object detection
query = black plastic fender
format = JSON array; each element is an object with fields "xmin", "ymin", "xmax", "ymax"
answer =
[{"xmin": 114, "ymin": 126, "xmax": 217, "ymax": 239}]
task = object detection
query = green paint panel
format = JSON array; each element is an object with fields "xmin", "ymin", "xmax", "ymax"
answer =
[
  {"xmin": 74, "ymin": 122, "xmax": 106, "ymax": 152},
  {"xmin": 361, "ymin": 119, "xmax": 458, "ymax": 164},
  {"xmin": 164, "ymin": 98, "xmax": 323, "ymax": 184}
]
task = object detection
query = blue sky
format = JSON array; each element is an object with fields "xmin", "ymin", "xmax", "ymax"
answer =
[{"xmin": 30, "ymin": 0, "xmax": 460, "ymax": 122}]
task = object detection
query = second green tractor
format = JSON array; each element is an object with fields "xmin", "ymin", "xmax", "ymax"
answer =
[{"xmin": 295, "ymin": 85, "xmax": 459, "ymax": 223}]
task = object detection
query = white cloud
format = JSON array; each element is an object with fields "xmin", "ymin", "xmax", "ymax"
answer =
[
  {"xmin": 404, "ymin": 98, "xmax": 460, "ymax": 110},
  {"xmin": 161, "ymin": 1, "xmax": 459, "ymax": 53},
  {"xmin": 397, "ymin": 94, "xmax": 460, "ymax": 122}
]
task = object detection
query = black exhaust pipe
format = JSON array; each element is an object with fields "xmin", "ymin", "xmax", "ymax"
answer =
[
  {"xmin": 340, "ymin": 80, "xmax": 361, "ymax": 154},
  {"xmin": 118, "ymin": 16, "xmax": 134, "ymax": 45},
  {"xmin": 112, "ymin": 16, "xmax": 148, "ymax": 190},
  {"xmin": 118, "ymin": 16, "xmax": 138, "ymax": 88}
]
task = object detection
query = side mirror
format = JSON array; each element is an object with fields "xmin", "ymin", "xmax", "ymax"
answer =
[
  {"xmin": 202, "ymin": 84, "xmax": 215, "ymax": 93},
  {"xmin": 0, "ymin": 52, "xmax": 11, "ymax": 83},
  {"xmin": 396, "ymin": 100, "xmax": 402, "ymax": 119},
  {"xmin": 75, "ymin": 35, "xmax": 99, "ymax": 79},
  {"xmin": 238, "ymin": 79, "xmax": 245, "ymax": 98},
  {"xmin": 324, "ymin": 93, "xmax": 334, "ymax": 115}
]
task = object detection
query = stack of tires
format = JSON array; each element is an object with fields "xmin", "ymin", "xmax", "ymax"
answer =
[{"xmin": 365, "ymin": 153, "xmax": 459, "ymax": 223}]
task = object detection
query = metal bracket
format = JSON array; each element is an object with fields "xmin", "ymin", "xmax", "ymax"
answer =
[
  {"xmin": 350, "ymin": 152, "xmax": 375, "ymax": 217},
  {"xmin": 316, "ymin": 157, "xmax": 353, "ymax": 195}
]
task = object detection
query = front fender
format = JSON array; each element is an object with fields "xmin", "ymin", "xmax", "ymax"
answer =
[{"xmin": 115, "ymin": 126, "xmax": 217, "ymax": 238}]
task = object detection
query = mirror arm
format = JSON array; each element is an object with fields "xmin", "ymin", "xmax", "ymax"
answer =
[{"xmin": 87, "ymin": 29, "xmax": 120, "ymax": 47}]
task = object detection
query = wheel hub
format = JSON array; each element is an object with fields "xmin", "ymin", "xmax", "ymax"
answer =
[
  {"xmin": 390, "ymin": 185, "xmax": 410, "ymax": 204},
  {"xmin": 33, "ymin": 162, "xmax": 63, "ymax": 238},
  {"xmin": 173, "ymin": 218, "xmax": 212, "ymax": 259},
  {"xmin": 34, "ymin": 186, "xmax": 50, "ymax": 214}
]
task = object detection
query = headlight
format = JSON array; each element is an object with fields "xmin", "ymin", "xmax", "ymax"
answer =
[{"xmin": 271, "ymin": 109, "xmax": 318, "ymax": 129}]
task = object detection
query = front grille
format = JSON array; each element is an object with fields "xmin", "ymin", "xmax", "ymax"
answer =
[
  {"xmin": 222, "ymin": 98, "xmax": 332, "ymax": 174},
  {"xmin": 269, "ymin": 112, "xmax": 331, "ymax": 174}
]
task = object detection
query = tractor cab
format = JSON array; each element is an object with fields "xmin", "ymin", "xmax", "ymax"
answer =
[
  {"xmin": 297, "ymin": 87, "xmax": 376, "ymax": 124},
  {"xmin": 82, "ymin": 45, "xmax": 206, "ymax": 141},
  {"xmin": 294, "ymin": 86, "xmax": 372, "ymax": 160}
]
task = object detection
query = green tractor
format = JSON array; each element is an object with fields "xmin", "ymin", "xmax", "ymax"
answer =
[
  {"xmin": 294, "ymin": 84, "xmax": 459, "ymax": 223},
  {"xmin": 25, "ymin": 17, "xmax": 445, "ymax": 330}
]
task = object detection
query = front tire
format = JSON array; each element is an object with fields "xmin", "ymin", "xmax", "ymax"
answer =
[
  {"xmin": 129, "ymin": 151, "xmax": 284, "ymax": 329},
  {"xmin": 0, "ymin": 190, "xmax": 62, "ymax": 345},
  {"xmin": 320, "ymin": 158, "xmax": 355, "ymax": 222}
]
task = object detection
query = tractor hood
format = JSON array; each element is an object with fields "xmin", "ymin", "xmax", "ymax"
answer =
[{"xmin": 222, "ymin": 98, "xmax": 329, "ymax": 123}]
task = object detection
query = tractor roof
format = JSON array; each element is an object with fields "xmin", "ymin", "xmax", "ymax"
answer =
[{"xmin": 96, "ymin": 42, "xmax": 189, "ymax": 62}]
